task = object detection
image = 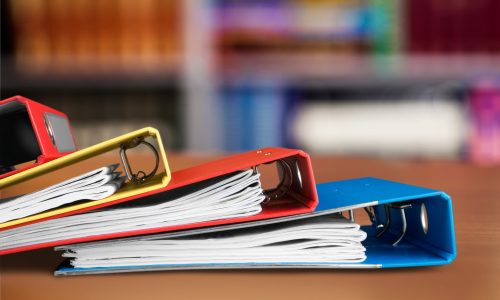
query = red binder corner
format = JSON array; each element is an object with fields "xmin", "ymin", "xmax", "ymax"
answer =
[{"xmin": 1, "ymin": 147, "xmax": 318, "ymax": 255}]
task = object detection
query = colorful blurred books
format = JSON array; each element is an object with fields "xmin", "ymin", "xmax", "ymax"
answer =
[
  {"xmin": 4, "ymin": 0, "xmax": 500, "ymax": 157},
  {"xmin": 8, "ymin": 0, "xmax": 181, "ymax": 74}
]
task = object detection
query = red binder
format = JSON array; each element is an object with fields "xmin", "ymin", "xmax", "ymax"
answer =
[
  {"xmin": 0, "ymin": 95, "xmax": 76, "ymax": 180},
  {"xmin": 0, "ymin": 147, "xmax": 318, "ymax": 255}
]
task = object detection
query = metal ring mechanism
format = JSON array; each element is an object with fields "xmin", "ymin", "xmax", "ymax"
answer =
[
  {"xmin": 120, "ymin": 137, "xmax": 159, "ymax": 184},
  {"xmin": 253, "ymin": 159, "xmax": 296, "ymax": 203},
  {"xmin": 368, "ymin": 202, "xmax": 412, "ymax": 246}
]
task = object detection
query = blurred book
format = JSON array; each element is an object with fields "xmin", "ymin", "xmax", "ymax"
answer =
[
  {"xmin": 220, "ymin": 79, "xmax": 289, "ymax": 151},
  {"xmin": 371, "ymin": 0, "xmax": 401, "ymax": 56},
  {"xmin": 213, "ymin": 0, "xmax": 407, "ymax": 80},
  {"xmin": 8, "ymin": 0, "xmax": 182, "ymax": 74},
  {"xmin": 406, "ymin": 0, "xmax": 500, "ymax": 53},
  {"xmin": 468, "ymin": 77, "xmax": 500, "ymax": 165},
  {"xmin": 214, "ymin": 0, "xmax": 382, "ymax": 56},
  {"xmin": 291, "ymin": 98, "xmax": 467, "ymax": 158}
]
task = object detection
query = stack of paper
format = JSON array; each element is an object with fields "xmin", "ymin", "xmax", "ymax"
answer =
[
  {"xmin": 0, "ymin": 165, "xmax": 124, "ymax": 224},
  {"xmin": 58, "ymin": 215, "xmax": 367, "ymax": 268},
  {"xmin": 0, "ymin": 170, "xmax": 265, "ymax": 251}
]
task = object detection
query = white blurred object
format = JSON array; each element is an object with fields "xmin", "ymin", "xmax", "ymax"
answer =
[{"xmin": 292, "ymin": 99, "xmax": 468, "ymax": 158}]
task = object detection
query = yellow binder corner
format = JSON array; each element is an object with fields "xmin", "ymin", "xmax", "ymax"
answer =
[{"xmin": 0, "ymin": 127, "xmax": 171, "ymax": 229}]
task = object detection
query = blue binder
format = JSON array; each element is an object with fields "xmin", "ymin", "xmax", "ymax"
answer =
[
  {"xmin": 315, "ymin": 177, "xmax": 456, "ymax": 268},
  {"xmin": 55, "ymin": 177, "xmax": 456, "ymax": 275}
]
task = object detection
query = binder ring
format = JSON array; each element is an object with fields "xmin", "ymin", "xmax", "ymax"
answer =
[
  {"xmin": 120, "ymin": 137, "xmax": 159, "ymax": 184},
  {"xmin": 254, "ymin": 159, "xmax": 295, "ymax": 203},
  {"xmin": 375, "ymin": 202, "xmax": 412, "ymax": 246}
]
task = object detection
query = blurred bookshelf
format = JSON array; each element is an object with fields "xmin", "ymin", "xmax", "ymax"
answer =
[
  {"xmin": 1, "ymin": 0, "xmax": 500, "ymax": 163},
  {"xmin": 1, "ymin": 0, "xmax": 183, "ymax": 149}
]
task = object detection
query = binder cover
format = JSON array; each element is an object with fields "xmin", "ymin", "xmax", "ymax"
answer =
[
  {"xmin": 0, "ymin": 95, "xmax": 76, "ymax": 179},
  {"xmin": 54, "ymin": 177, "xmax": 456, "ymax": 275},
  {"xmin": 1, "ymin": 148, "xmax": 318, "ymax": 255},
  {"xmin": 0, "ymin": 127, "xmax": 171, "ymax": 229}
]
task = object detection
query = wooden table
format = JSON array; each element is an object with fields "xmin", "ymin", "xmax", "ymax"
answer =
[{"xmin": 1, "ymin": 153, "xmax": 499, "ymax": 300}]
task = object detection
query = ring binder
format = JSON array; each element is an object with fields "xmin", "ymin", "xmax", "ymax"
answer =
[
  {"xmin": 313, "ymin": 177, "xmax": 456, "ymax": 267},
  {"xmin": 0, "ymin": 127, "xmax": 171, "ymax": 230},
  {"xmin": 53, "ymin": 177, "xmax": 456, "ymax": 275},
  {"xmin": 0, "ymin": 95, "xmax": 76, "ymax": 180},
  {"xmin": 0, "ymin": 148, "xmax": 318, "ymax": 255}
]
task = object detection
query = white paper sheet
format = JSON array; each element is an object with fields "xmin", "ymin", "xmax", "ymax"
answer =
[
  {"xmin": 0, "ymin": 165, "xmax": 124, "ymax": 223},
  {"xmin": 0, "ymin": 170, "xmax": 265, "ymax": 250},
  {"xmin": 59, "ymin": 215, "xmax": 367, "ymax": 268}
]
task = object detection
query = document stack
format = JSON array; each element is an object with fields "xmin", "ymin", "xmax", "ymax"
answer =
[{"xmin": 0, "ymin": 96, "xmax": 456, "ymax": 276}]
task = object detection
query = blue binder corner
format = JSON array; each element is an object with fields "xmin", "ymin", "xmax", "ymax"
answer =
[{"xmin": 315, "ymin": 177, "xmax": 456, "ymax": 268}]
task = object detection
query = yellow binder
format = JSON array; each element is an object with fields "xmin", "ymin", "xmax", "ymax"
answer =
[{"xmin": 0, "ymin": 127, "xmax": 170, "ymax": 229}]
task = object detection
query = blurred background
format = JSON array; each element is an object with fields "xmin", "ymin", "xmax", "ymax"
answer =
[{"xmin": 1, "ymin": 0, "xmax": 500, "ymax": 164}]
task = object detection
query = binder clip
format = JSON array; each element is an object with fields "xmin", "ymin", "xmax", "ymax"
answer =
[{"xmin": 0, "ymin": 95, "xmax": 76, "ymax": 180}]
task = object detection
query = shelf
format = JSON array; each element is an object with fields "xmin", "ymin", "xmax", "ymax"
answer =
[
  {"xmin": 1, "ymin": 61, "xmax": 180, "ymax": 91},
  {"xmin": 218, "ymin": 53, "xmax": 500, "ymax": 83}
]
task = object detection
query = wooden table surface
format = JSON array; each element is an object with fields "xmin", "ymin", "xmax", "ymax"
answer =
[{"xmin": 1, "ymin": 153, "xmax": 499, "ymax": 300}]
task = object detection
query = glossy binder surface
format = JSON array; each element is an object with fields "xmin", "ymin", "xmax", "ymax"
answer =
[
  {"xmin": 1, "ymin": 148, "xmax": 317, "ymax": 255},
  {"xmin": 54, "ymin": 177, "xmax": 456, "ymax": 275},
  {"xmin": 0, "ymin": 95, "xmax": 77, "ymax": 179},
  {"xmin": 315, "ymin": 178, "xmax": 456, "ymax": 268},
  {"xmin": 0, "ymin": 127, "xmax": 171, "ymax": 229}
]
